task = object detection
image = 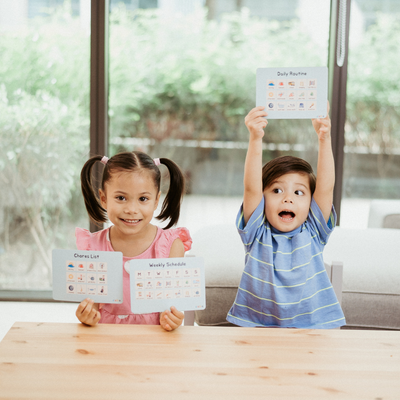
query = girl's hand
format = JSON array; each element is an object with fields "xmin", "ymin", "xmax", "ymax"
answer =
[
  {"xmin": 76, "ymin": 298, "xmax": 101, "ymax": 326},
  {"xmin": 245, "ymin": 106, "xmax": 268, "ymax": 139},
  {"xmin": 312, "ymin": 101, "xmax": 331, "ymax": 141},
  {"xmin": 160, "ymin": 306, "xmax": 184, "ymax": 331}
]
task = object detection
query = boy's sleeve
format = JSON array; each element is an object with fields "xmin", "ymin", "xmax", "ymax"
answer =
[
  {"xmin": 307, "ymin": 197, "xmax": 336, "ymax": 245},
  {"xmin": 236, "ymin": 197, "xmax": 266, "ymax": 246}
]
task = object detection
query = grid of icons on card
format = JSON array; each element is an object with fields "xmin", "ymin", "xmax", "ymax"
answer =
[
  {"xmin": 266, "ymin": 78, "xmax": 318, "ymax": 112},
  {"xmin": 65, "ymin": 260, "xmax": 108, "ymax": 296},
  {"xmin": 134, "ymin": 267, "xmax": 202, "ymax": 300}
]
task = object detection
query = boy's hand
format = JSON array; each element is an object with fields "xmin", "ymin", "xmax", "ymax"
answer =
[
  {"xmin": 245, "ymin": 106, "xmax": 268, "ymax": 139},
  {"xmin": 160, "ymin": 306, "xmax": 184, "ymax": 331},
  {"xmin": 312, "ymin": 101, "xmax": 331, "ymax": 141},
  {"xmin": 76, "ymin": 298, "xmax": 100, "ymax": 326}
]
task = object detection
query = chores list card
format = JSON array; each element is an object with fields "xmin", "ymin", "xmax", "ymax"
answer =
[
  {"xmin": 256, "ymin": 67, "xmax": 328, "ymax": 119},
  {"xmin": 129, "ymin": 257, "xmax": 206, "ymax": 314},
  {"xmin": 52, "ymin": 249, "xmax": 123, "ymax": 304}
]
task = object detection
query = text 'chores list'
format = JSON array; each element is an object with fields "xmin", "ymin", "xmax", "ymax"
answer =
[
  {"xmin": 129, "ymin": 257, "xmax": 206, "ymax": 314},
  {"xmin": 256, "ymin": 67, "xmax": 328, "ymax": 119},
  {"xmin": 52, "ymin": 249, "xmax": 123, "ymax": 304}
]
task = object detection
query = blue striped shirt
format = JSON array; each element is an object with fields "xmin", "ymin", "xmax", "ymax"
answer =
[{"xmin": 226, "ymin": 197, "xmax": 346, "ymax": 329}]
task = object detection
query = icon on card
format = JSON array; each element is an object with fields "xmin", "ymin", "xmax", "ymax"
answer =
[
  {"xmin": 87, "ymin": 285, "xmax": 96, "ymax": 294},
  {"xmin": 308, "ymin": 79, "xmax": 316, "ymax": 88},
  {"xmin": 97, "ymin": 262, "xmax": 107, "ymax": 272},
  {"xmin": 268, "ymin": 80, "xmax": 275, "ymax": 87},
  {"xmin": 88, "ymin": 263, "xmax": 95, "ymax": 271},
  {"xmin": 67, "ymin": 262, "xmax": 75, "ymax": 269},
  {"xmin": 146, "ymin": 291, "xmax": 154, "ymax": 299},
  {"xmin": 268, "ymin": 103, "xmax": 274, "ymax": 109},
  {"xmin": 288, "ymin": 81, "xmax": 295, "ymax": 87}
]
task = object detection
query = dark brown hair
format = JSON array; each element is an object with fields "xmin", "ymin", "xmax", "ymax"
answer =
[
  {"xmin": 81, "ymin": 151, "xmax": 185, "ymax": 229},
  {"xmin": 262, "ymin": 155, "xmax": 316, "ymax": 194}
]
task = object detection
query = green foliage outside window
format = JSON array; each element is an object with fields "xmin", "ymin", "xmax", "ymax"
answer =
[{"xmin": 0, "ymin": 7, "xmax": 399, "ymax": 288}]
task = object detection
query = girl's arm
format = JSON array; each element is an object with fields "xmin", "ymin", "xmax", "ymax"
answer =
[
  {"xmin": 76, "ymin": 298, "xmax": 101, "ymax": 326},
  {"xmin": 243, "ymin": 107, "xmax": 268, "ymax": 224},
  {"xmin": 312, "ymin": 102, "xmax": 334, "ymax": 223},
  {"xmin": 159, "ymin": 238, "xmax": 185, "ymax": 331}
]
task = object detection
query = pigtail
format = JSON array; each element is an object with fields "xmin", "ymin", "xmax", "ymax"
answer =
[
  {"xmin": 81, "ymin": 156, "xmax": 108, "ymax": 223},
  {"xmin": 156, "ymin": 157, "xmax": 185, "ymax": 230}
]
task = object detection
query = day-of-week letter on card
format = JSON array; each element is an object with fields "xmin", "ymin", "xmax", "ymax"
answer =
[
  {"xmin": 129, "ymin": 257, "xmax": 206, "ymax": 314},
  {"xmin": 256, "ymin": 66, "xmax": 328, "ymax": 119},
  {"xmin": 52, "ymin": 249, "xmax": 123, "ymax": 304}
]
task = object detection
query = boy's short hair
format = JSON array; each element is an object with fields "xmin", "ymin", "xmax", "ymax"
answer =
[{"xmin": 262, "ymin": 155, "xmax": 316, "ymax": 194}]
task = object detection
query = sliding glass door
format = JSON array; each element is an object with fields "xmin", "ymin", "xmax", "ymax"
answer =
[
  {"xmin": 108, "ymin": 0, "xmax": 332, "ymax": 234},
  {"xmin": 0, "ymin": 0, "xmax": 90, "ymax": 290}
]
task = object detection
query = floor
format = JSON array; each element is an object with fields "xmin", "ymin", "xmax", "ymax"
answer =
[{"xmin": 0, "ymin": 302, "xmax": 78, "ymax": 341}]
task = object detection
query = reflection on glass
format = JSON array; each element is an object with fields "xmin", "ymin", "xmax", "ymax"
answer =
[
  {"xmin": 109, "ymin": 0, "xmax": 331, "ymax": 232},
  {"xmin": 341, "ymin": 0, "xmax": 400, "ymax": 229},
  {"xmin": 0, "ymin": 0, "xmax": 90, "ymax": 289}
]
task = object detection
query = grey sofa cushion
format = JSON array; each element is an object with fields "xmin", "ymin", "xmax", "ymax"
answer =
[
  {"xmin": 383, "ymin": 214, "xmax": 400, "ymax": 229},
  {"xmin": 324, "ymin": 228, "xmax": 400, "ymax": 330},
  {"xmin": 191, "ymin": 225, "xmax": 400, "ymax": 330}
]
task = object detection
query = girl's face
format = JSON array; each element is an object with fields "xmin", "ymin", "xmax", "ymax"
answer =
[
  {"xmin": 263, "ymin": 172, "xmax": 312, "ymax": 232},
  {"xmin": 99, "ymin": 170, "xmax": 160, "ymax": 238}
]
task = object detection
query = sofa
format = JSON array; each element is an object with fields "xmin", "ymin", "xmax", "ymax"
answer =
[{"xmin": 188, "ymin": 224, "xmax": 400, "ymax": 330}]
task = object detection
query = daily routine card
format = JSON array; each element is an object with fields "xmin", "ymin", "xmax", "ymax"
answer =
[
  {"xmin": 129, "ymin": 257, "xmax": 206, "ymax": 314},
  {"xmin": 256, "ymin": 66, "xmax": 328, "ymax": 119},
  {"xmin": 52, "ymin": 249, "xmax": 123, "ymax": 304}
]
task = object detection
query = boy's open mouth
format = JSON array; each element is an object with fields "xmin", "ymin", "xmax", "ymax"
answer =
[{"xmin": 279, "ymin": 211, "xmax": 295, "ymax": 220}]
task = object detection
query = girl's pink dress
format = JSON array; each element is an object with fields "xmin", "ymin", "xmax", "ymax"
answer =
[{"xmin": 75, "ymin": 226, "xmax": 192, "ymax": 325}]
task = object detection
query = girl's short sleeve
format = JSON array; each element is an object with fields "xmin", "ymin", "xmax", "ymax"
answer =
[
  {"xmin": 157, "ymin": 227, "xmax": 192, "ymax": 256},
  {"xmin": 75, "ymin": 227, "xmax": 92, "ymax": 251}
]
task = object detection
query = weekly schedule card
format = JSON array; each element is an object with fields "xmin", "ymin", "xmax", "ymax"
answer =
[
  {"xmin": 129, "ymin": 257, "xmax": 206, "ymax": 314},
  {"xmin": 52, "ymin": 249, "xmax": 123, "ymax": 304},
  {"xmin": 256, "ymin": 67, "xmax": 328, "ymax": 119}
]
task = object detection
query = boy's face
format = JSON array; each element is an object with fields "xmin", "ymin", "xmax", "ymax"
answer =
[{"xmin": 263, "ymin": 172, "xmax": 312, "ymax": 232}]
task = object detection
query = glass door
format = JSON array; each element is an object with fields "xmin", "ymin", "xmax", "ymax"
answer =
[
  {"xmin": 340, "ymin": 0, "xmax": 400, "ymax": 229},
  {"xmin": 108, "ymin": 0, "xmax": 332, "ymax": 234},
  {"xmin": 0, "ymin": 0, "xmax": 90, "ymax": 290}
]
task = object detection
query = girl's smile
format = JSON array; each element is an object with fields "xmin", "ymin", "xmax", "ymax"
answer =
[{"xmin": 99, "ymin": 170, "xmax": 161, "ymax": 241}]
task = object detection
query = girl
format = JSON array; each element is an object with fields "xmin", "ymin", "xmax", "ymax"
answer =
[
  {"xmin": 75, "ymin": 151, "xmax": 192, "ymax": 331},
  {"xmin": 227, "ymin": 104, "xmax": 346, "ymax": 329}
]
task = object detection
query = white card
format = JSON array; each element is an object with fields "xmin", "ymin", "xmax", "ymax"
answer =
[
  {"xmin": 52, "ymin": 249, "xmax": 123, "ymax": 304},
  {"xmin": 129, "ymin": 257, "xmax": 206, "ymax": 313},
  {"xmin": 256, "ymin": 67, "xmax": 328, "ymax": 119}
]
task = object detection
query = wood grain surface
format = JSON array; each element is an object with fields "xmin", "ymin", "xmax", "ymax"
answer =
[{"xmin": 0, "ymin": 322, "xmax": 399, "ymax": 399}]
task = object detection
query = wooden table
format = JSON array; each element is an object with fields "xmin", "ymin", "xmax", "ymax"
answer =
[{"xmin": 0, "ymin": 322, "xmax": 399, "ymax": 399}]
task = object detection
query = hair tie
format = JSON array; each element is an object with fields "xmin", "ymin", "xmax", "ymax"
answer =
[
  {"xmin": 100, "ymin": 156, "xmax": 109, "ymax": 165},
  {"xmin": 153, "ymin": 158, "xmax": 161, "ymax": 166}
]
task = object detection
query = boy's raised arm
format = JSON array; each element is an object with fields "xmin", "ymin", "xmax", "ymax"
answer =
[
  {"xmin": 312, "ymin": 102, "xmax": 335, "ymax": 223},
  {"xmin": 243, "ymin": 106, "xmax": 268, "ymax": 224}
]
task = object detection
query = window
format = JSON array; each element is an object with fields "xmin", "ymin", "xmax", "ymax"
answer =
[
  {"xmin": 340, "ymin": 0, "xmax": 400, "ymax": 229},
  {"xmin": 0, "ymin": 0, "xmax": 90, "ymax": 290},
  {"xmin": 108, "ymin": 0, "xmax": 332, "ymax": 233}
]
